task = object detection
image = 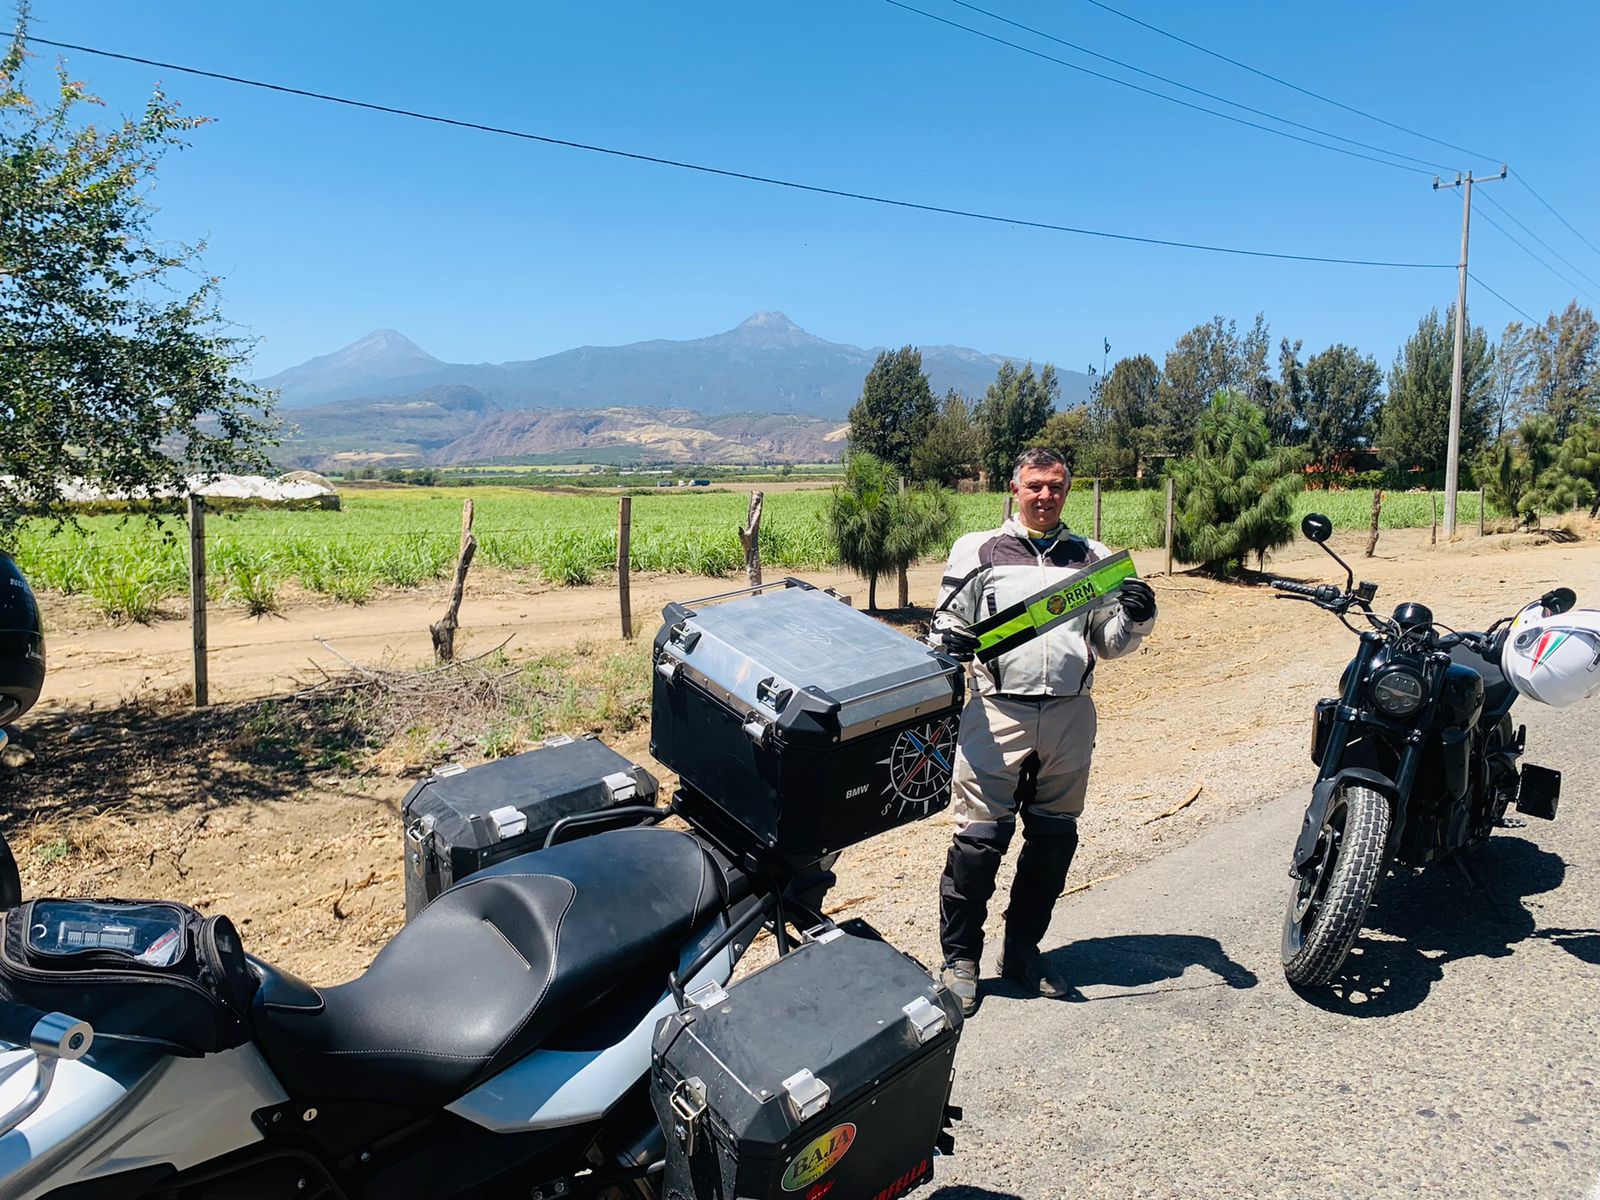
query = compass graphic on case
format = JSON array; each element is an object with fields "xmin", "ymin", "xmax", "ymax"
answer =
[{"xmin": 879, "ymin": 718, "xmax": 957, "ymax": 816}]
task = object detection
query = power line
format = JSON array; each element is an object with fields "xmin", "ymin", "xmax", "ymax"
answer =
[
  {"xmin": 881, "ymin": 0, "xmax": 1437, "ymax": 176},
  {"xmin": 1467, "ymin": 271, "xmax": 1541, "ymax": 326},
  {"xmin": 22, "ymin": 34, "xmax": 1452, "ymax": 270},
  {"xmin": 1512, "ymin": 173, "xmax": 1600, "ymax": 261},
  {"xmin": 939, "ymin": 0, "xmax": 1455, "ymax": 173},
  {"xmin": 1478, "ymin": 192, "xmax": 1600, "ymax": 294},
  {"xmin": 1475, "ymin": 206, "xmax": 1600, "ymax": 306},
  {"xmin": 1073, "ymin": 0, "xmax": 1498, "ymax": 164}
]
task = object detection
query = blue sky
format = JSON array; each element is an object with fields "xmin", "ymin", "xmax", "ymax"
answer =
[{"xmin": 12, "ymin": 1, "xmax": 1600, "ymax": 379}]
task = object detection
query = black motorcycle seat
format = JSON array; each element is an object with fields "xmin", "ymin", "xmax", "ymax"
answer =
[
  {"xmin": 1450, "ymin": 641, "xmax": 1516, "ymax": 721},
  {"xmin": 251, "ymin": 827, "xmax": 724, "ymax": 1105}
]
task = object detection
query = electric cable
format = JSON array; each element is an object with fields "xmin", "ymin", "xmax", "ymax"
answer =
[
  {"xmin": 1479, "ymin": 192, "xmax": 1600, "ymax": 294},
  {"xmin": 1512, "ymin": 173, "xmax": 1600, "ymax": 260},
  {"xmin": 1466, "ymin": 272, "xmax": 1541, "ymax": 326},
  {"xmin": 881, "ymin": 0, "xmax": 1439, "ymax": 176},
  {"xmin": 21, "ymin": 34, "xmax": 1452, "ymax": 269},
  {"xmin": 1073, "ymin": 0, "xmax": 1498, "ymax": 163},
  {"xmin": 938, "ymin": 0, "xmax": 1456, "ymax": 173},
  {"xmin": 1475, "ymin": 207, "xmax": 1599, "ymax": 306}
]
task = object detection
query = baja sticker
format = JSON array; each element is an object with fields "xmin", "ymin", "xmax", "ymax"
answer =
[{"xmin": 781, "ymin": 1123, "xmax": 856, "ymax": 1192}]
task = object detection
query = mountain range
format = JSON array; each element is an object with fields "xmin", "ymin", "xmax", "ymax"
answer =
[{"xmin": 260, "ymin": 313, "xmax": 1089, "ymax": 469}]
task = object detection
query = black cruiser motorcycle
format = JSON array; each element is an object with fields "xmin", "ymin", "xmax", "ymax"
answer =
[{"xmin": 1274, "ymin": 514, "xmax": 1567, "ymax": 987}]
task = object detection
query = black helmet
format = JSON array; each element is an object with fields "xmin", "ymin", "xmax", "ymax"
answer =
[{"xmin": 0, "ymin": 552, "xmax": 45, "ymax": 726}]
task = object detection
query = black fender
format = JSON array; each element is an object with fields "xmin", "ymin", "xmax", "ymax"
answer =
[{"xmin": 1292, "ymin": 768, "xmax": 1399, "ymax": 871}]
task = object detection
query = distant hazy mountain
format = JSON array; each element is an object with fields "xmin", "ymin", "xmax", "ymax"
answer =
[
  {"xmin": 258, "ymin": 312, "xmax": 1090, "ymax": 415},
  {"xmin": 256, "ymin": 329, "xmax": 442, "ymax": 401}
]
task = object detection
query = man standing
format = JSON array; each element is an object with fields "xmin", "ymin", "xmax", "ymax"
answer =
[{"xmin": 929, "ymin": 448, "xmax": 1157, "ymax": 1014}]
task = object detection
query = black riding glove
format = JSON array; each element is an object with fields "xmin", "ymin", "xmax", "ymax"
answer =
[
  {"xmin": 932, "ymin": 627, "xmax": 980, "ymax": 663},
  {"xmin": 1118, "ymin": 578, "xmax": 1156, "ymax": 623}
]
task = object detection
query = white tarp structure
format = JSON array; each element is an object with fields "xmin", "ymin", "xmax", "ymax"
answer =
[{"xmin": 3, "ymin": 473, "xmax": 339, "ymax": 504}]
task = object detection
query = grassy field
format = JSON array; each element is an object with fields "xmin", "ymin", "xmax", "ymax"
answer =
[{"xmin": 10, "ymin": 485, "xmax": 1490, "ymax": 621}]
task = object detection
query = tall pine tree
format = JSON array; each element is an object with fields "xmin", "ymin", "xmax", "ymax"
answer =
[
  {"xmin": 847, "ymin": 347, "xmax": 936, "ymax": 478},
  {"xmin": 975, "ymin": 362, "xmax": 1057, "ymax": 489},
  {"xmin": 1168, "ymin": 392, "xmax": 1306, "ymax": 574}
]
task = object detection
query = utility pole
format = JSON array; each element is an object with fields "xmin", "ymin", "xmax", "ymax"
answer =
[{"xmin": 1433, "ymin": 165, "xmax": 1506, "ymax": 538}]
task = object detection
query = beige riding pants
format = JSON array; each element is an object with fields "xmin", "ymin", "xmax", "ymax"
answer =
[{"xmin": 950, "ymin": 692, "xmax": 1098, "ymax": 832}]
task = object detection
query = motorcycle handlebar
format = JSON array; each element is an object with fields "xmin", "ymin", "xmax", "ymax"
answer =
[
  {"xmin": 0, "ymin": 1006, "xmax": 92, "ymax": 1058},
  {"xmin": 1272, "ymin": 580, "xmax": 1343, "ymax": 605},
  {"xmin": 0, "ymin": 1004, "xmax": 45, "ymax": 1050}
]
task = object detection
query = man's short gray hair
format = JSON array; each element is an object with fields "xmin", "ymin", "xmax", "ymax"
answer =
[{"xmin": 1011, "ymin": 446, "xmax": 1070, "ymax": 484}]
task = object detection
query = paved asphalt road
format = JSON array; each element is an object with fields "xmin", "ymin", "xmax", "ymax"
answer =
[{"xmin": 929, "ymin": 698, "xmax": 1600, "ymax": 1200}]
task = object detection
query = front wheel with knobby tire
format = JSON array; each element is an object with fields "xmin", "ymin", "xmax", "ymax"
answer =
[{"xmin": 1282, "ymin": 785, "xmax": 1391, "ymax": 987}]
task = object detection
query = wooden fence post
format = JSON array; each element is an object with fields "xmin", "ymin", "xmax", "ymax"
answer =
[
  {"xmin": 187, "ymin": 494, "xmax": 208, "ymax": 707},
  {"xmin": 1365, "ymin": 490, "xmax": 1384, "ymax": 558},
  {"xmin": 1003, "ymin": 493, "xmax": 1014, "ymax": 523},
  {"xmin": 1092, "ymin": 478, "xmax": 1102, "ymax": 541},
  {"xmin": 739, "ymin": 490, "xmax": 764, "ymax": 588},
  {"xmin": 897, "ymin": 477, "xmax": 911, "ymax": 609},
  {"xmin": 1164, "ymin": 477, "xmax": 1175, "ymax": 576},
  {"xmin": 431, "ymin": 499, "xmax": 477, "ymax": 662},
  {"xmin": 1479, "ymin": 486, "xmax": 1486, "ymax": 536},
  {"xmin": 618, "ymin": 497, "xmax": 633, "ymax": 640},
  {"xmin": 1431, "ymin": 493, "xmax": 1438, "ymax": 546}
]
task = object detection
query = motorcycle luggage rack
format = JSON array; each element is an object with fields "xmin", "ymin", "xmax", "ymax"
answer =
[
  {"xmin": 0, "ymin": 1007, "xmax": 94, "ymax": 1139},
  {"xmin": 542, "ymin": 804, "xmax": 666, "ymax": 850},
  {"xmin": 665, "ymin": 795, "xmax": 835, "ymax": 1011}
]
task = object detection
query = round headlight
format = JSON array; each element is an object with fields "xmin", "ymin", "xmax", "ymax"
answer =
[{"xmin": 1371, "ymin": 668, "xmax": 1425, "ymax": 716}]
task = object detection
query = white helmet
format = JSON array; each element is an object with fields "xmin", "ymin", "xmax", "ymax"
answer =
[{"xmin": 1502, "ymin": 603, "xmax": 1600, "ymax": 707}]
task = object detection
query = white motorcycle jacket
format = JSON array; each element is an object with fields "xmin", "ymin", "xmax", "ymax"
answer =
[{"xmin": 931, "ymin": 518, "xmax": 1155, "ymax": 698}]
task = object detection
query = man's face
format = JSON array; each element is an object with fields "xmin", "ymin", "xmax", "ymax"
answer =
[{"xmin": 1012, "ymin": 463, "xmax": 1069, "ymax": 530}]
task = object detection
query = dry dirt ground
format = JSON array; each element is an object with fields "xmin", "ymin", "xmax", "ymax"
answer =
[{"xmin": 6, "ymin": 522, "xmax": 1599, "ymax": 985}]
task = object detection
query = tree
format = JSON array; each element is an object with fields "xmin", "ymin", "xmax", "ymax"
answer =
[
  {"xmin": 1031, "ymin": 407, "xmax": 1094, "ymax": 473},
  {"xmin": 1479, "ymin": 415, "xmax": 1570, "ymax": 525},
  {"xmin": 1510, "ymin": 302, "xmax": 1599, "ymax": 439},
  {"xmin": 1168, "ymin": 391, "xmax": 1307, "ymax": 575},
  {"xmin": 847, "ymin": 347, "xmax": 936, "ymax": 477},
  {"xmin": 827, "ymin": 452, "xmax": 955, "ymax": 612},
  {"xmin": 910, "ymin": 389, "xmax": 979, "ymax": 487},
  {"xmin": 0, "ymin": 17, "xmax": 277, "ymax": 536},
  {"xmin": 1554, "ymin": 420, "xmax": 1600, "ymax": 518},
  {"xmin": 975, "ymin": 361, "xmax": 1057, "ymax": 489},
  {"xmin": 1300, "ymin": 344, "xmax": 1384, "ymax": 483},
  {"xmin": 1096, "ymin": 354, "xmax": 1161, "ymax": 478},
  {"xmin": 1264, "ymin": 338, "xmax": 1307, "ymax": 447},
  {"xmin": 1488, "ymin": 321, "xmax": 1532, "ymax": 440},
  {"xmin": 1153, "ymin": 314, "xmax": 1271, "ymax": 457},
  {"xmin": 1380, "ymin": 308, "xmax": 1493, "ymax": 475}
]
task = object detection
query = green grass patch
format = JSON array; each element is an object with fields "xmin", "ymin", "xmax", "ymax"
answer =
[{"xmin": 9, "ymin": 485, "xmax": 1494, "ymax": 613}]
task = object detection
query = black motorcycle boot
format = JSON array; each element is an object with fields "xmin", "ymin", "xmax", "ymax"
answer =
[
  {"xmin": 999, "ymin": 824, "xmax": 1079, "ymax": 997},
  {"xmin": 996, "ymin": 941, "xmax": 1076, "ymax": 999},
  {"xmin": 939, "ymin": 959, "xmax": 980, "ymax": 1017},
  {"xmin": 938, "ymin": 821, "xmax": 1015, "ymax": 977}
]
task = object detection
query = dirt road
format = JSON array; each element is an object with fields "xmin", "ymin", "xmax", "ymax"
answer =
[{"xmin": 12, "ymin": 522, "xmax": 1600, "ymax": 987}]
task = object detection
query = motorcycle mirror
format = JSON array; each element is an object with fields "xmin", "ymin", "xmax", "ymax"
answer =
[
  {"xmin": 1541, "ymin": 587, "xmax": 1576, "ymax": 615},
  {"xmin": 1301, "ymin": 514, "xmax": 1333, "ymax": 544}
]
